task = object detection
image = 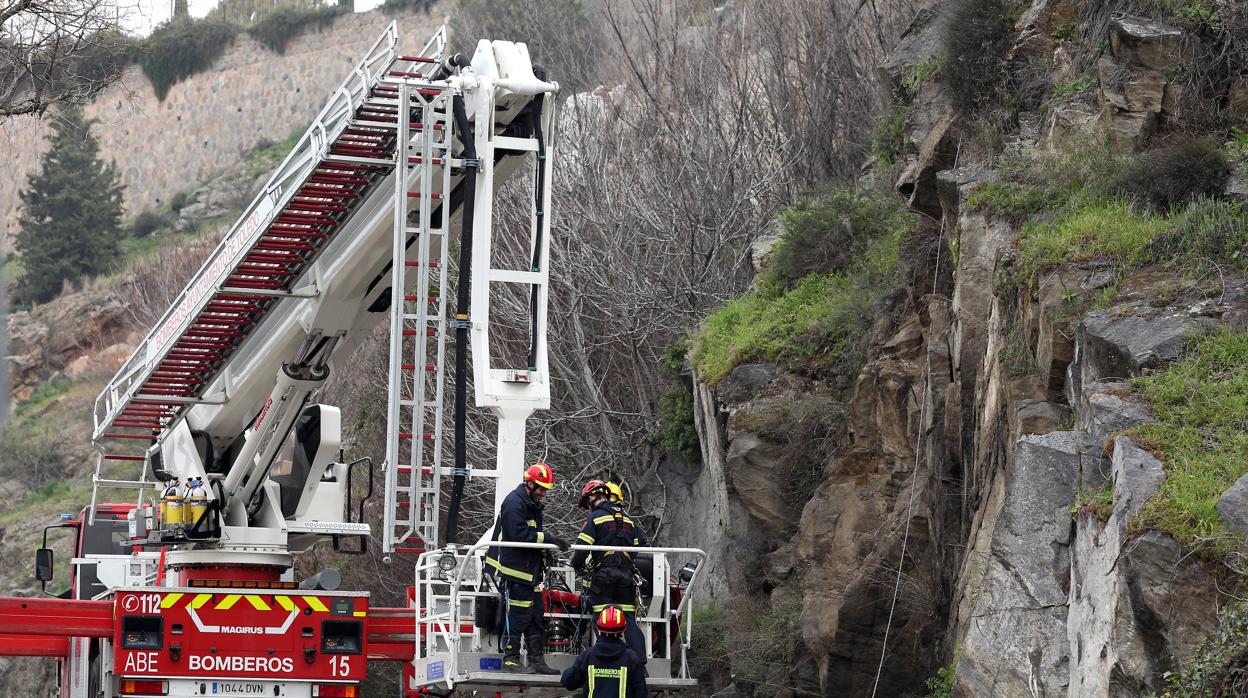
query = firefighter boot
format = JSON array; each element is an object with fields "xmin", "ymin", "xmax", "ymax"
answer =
[
  {"xmin": 502, "ymin": 635, "xmax": 532, "ymax": 673},
  {"xmin": 527, "ymin": 634, "xmax": 560, "ymax": 675}
]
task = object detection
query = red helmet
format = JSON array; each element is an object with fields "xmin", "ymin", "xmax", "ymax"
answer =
[
  {"xmin": 596, "ymin": 605, "xmax": 627, "ymax": 635},
  {"xmin": 578, "ymin": 480, "xmax": 607, "ymax": 509},
  {"xmin": 524, "ymin": 461, "xmax": 555, "ymax": 490}
]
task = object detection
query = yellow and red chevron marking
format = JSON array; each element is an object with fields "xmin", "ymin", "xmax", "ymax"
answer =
[{"xmin": 156, "ymin": 592, "xmax": 364, "ymax": 616}]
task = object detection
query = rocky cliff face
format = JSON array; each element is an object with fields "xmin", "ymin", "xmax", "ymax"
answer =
[{"xmin": 673, "ymin": 3, "xmax": 1248, "ymax": 696}]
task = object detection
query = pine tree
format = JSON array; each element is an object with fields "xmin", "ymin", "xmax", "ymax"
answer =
[{"xmin": 15, "ymin": 106, "xmax": 125, "ymax": 304}]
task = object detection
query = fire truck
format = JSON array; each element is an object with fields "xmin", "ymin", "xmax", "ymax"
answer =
[{"xmin": 0, "ymin": 23, "xmax": 706, "ymax": 698}]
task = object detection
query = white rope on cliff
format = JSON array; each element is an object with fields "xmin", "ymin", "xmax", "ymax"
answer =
[{"xmin": 869, "ymin": 214, "xmax": 947, "ymax": 698}]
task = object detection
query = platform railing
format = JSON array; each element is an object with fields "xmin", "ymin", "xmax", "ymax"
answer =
[{"xmin": 423, "ymin": 540, "xmax": 706, "ymax": 685}]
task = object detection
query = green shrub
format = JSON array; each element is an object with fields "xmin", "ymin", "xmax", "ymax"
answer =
[
  {"xmin": 926, "ymin": 646, "xmax": 962, "ymax": 698},
  {"xmin": 967, "ymin": 180, "xmax": 1068, "ymax": 220},
  {"xmin": 170, "ymin": 190, "xmax": 191, "ymax": 213},
  {"xmin": 1017, "ymin": 198, "xmax": 1168, "ymax": 280},
  {"xmin": 998, "ymin": 137, "xmax": 1132, "ymax": 204},
  {"xmin": 655, "ymin": 384, "xmax": 701, "ymax": 465},
  {"xmin": 73, "ymin": 30, "xmax": 140, "ymax": 88},
  {"xmin": 141, "ymin": 18, "xmax": 239, "ymax": 101},
  {"xmin": 1156, "ymin": 600, "xmax": 1248, "ymax": 697},
  {"xmin": 248, "ymin": 5, "xmax": 347, "ymax": 54},
  {"xmin": 767, "ymin": 188, "xmax": 913, "ymax": 289},
  {"xmin": 689, "ymin": 603, "xmax": 731, "ymax": 683},
  {"xmin": 1048, "ymin": 75, "xmax": 1097, "ymax": 102},
  {"xmin": 1148, "ymin": 198, "xmax": 1248, "ymax": 269},
  {"xmin": 942, "ymin": 0, "xmax": 1016, "ymax": 113},
  {"xmin": 131, "ymin": 210, "xmax": 168, "ymax": 238},
  {"xmin": 871, "ymin": 99, "xmax": 912, "ymax": 167},
  {"xmin": 1225, "ymin": 125, "xmax": 1248, "ymax": 161},
  {"xmin": 1131, "ymin": 331, "xmax": 1248, "ymax": 558},
  {"xmin": 1108, "ymin": 141, "xmax": 1233, "ymax": 214},
  {"xmin": 693, "ymin": 226, "xmax": 903, "ymax": 385}
]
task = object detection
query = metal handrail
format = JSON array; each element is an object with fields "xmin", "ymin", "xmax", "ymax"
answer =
[{"xmin": 436, "ymin": 540, "xmax": 707, "ymax": 682}]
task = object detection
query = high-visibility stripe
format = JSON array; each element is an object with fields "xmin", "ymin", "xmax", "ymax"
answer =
[
  {"xmin": 620, "ymin": 667, "xmax": 628, "ymax": 698},
  {"xmin": 536, "ymin": 531, "xmax": 545, "ymax": 544},
  {"xmin": 353, "ymin": 611, "xmax": 367, "ymax": 618},
  {"xmin": 159, "ymin": 593, "xmax": 184, "ymax": 609},
  {"xmin": 190, "ymin": 594, "xmax": 212, "ymax": 610},
  {"xmin": 484, "ymin": 556, "xmax": 534, "ymax": 582},
  {"xmin": 246, "ymin": 595, "xmax": 270, "ymax": 611},
  {"xmin": 593, "ymin": 515, "xmax": 634, "ymax": 526},
  {"xmin": 591, "ymin": 603, "xmax": 636, "ymax": 613},
  {"xmin": 276, "ymin": 596, "xmax": 297, "ymax": 612},
  {"xmin": 526, "ymin": 519, "xmax": 537, "ymax": 527},
  {"xmin": 578, "ymin": 532, "xmax": 595, "ymax": 544},
  {"xmin": 508, "ymin": 598, "xmax": 534, "ymax": 608},
  {"xmin": 304, "ymin": 596, "xmax": 329, "ymax": 613},
  {"xmin": 217, "ymin": 594, "xmax": 242, "ymax": 610}
]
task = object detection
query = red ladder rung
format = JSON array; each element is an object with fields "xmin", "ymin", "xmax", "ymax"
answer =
[
  {"xmin": 256, "ymin": 240, "xmax": 316, "ymax": 252},
  {"xmin": 407, "ymin": 157, "xmax": 445, "ymax": 165},
  {"xmin": 102, "ymin": 433, "xmax": 157, "ymax": 440},
  {"xmin": 112, "ymin": 420, "xmax": 164, "ymax": 429},
  {"xmin": 404, "ymin": 261, "xmax": 440, "ymax": 268},
  {"xmin": 403, "ymin": 295, "xmax": 440, "ymax": 303},
  {"xmin": 245, "ymin": 252, "xmax": 305, "ymax": 263},
  {"xmin": 398, "ymin": 55, "xmax": 437, "ymax": 63},
  {"xmin": 405, "ymin": 192, "xmax": 443, "ymax": 200},
  {"xmin": 315, "ymin": 160, "xmax": 379, "ymax": 170},
  {"xmin": 174, "ymin": 340, "xmax": 233, "ymax": 349},
  {"xmin": 103, "ymin": 454, "xmax": 146, "ymax": 462},
  {"xmin": 287, "ymin": 204, "xmax": 348, "ymax": 214}
]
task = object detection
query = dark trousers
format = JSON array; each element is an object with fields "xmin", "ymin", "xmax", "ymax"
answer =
[
  {"xmin": 588, "ymin": 564, "xmax": 647, "ymax": 663},
  {"xmin": 503, "ymin": 580, "xmax": 546, "ymax": 656}
]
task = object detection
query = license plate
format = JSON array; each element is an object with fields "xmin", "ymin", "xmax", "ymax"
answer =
[{"xmin": 212, "ymin": 682, "xmax": 276, "ymax": 696}]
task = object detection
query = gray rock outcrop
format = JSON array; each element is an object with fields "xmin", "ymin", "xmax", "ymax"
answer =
[{"xmin": 956, "ymin": 431, "xmax": 1092, "ymax": 697}]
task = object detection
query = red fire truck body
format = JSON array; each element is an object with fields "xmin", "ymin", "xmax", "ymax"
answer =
[{"xmin": 112, "ymin": 588, "xmax": 367, "ymax": 686}]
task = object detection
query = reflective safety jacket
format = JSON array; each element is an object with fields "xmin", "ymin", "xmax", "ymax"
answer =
[
  {"xmin": 560, "ymin": 637, "xmax": 648, "ymax": 698},
  {"xmin": 485, "ymin": 484, "xmax": 547, "ymax": 585},
  {"xmin": 571, "ymin": 502, "xmax": 648, "ymax": 573}
]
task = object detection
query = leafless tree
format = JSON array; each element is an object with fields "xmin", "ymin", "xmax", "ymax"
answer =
[{"xmin": 1, "ymin": 0, "xmax": 132, "ymax": 121}]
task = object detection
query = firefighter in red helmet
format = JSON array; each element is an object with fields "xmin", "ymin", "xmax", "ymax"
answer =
[
  {"xmin": 485, "ymin": 461, "xmax": 569, "ymax": 673},
  {"xmin": 571, "ymin": 479, "xmax": 649, "ymax": 665},
  {"xmin": 560, "ymin": 605, "xmax": 648, "ymax": 698}
]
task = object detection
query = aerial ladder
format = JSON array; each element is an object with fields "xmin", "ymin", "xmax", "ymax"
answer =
[{"xmin": 0, "ymin": 22, "xmax": 706, "ymax": 698}]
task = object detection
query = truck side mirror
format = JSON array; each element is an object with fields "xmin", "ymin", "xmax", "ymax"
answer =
[{"xmin": 35, "ymin": 548, "xmax": 54, "ymax": 583}]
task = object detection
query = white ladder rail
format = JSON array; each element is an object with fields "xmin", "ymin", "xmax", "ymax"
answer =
[{"xmin": 383, "ymin": 77, "xmax": 454, "ymax": 555}]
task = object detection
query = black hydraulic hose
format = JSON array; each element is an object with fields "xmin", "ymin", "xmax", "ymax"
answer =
[
  {"xmin": 444, "ymin": 94, "xmax": 478, "ymax": 547},
  {"xmin": 526, "ymin": 80, "xmax": 548, "ymax": 372}
]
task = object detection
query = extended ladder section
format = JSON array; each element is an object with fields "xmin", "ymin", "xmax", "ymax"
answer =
[
  {"xmin": 383, "ymin": 80, "xmax": 454, "ymax": 556},
  {"xmin": 87, "ymin": 25, "xmax": 447, "ymax": 517}
]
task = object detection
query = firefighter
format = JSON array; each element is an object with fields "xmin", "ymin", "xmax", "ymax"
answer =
[
  {"xmin": 560, "ymin": 606, "xmax": 648, "ymax": 698},
  {"xmin": 485, "ymin": 461, "xmax": 569, "ymax": 674},
  {"xmin": 571, "ymin": 480, "xmax": 648, "ymax": 663},
  {"xmin": 606, "ymin": 481, "xmax": 625, "ymax": 505}
]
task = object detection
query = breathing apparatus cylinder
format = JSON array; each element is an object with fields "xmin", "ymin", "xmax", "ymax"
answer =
[
  {"xmin": 185, "ymin": 478, "xmax": 208, "ymax": 530},
  {"xmin": 161, "ymin": 479, "xmax": 184, "ymax": 531}
]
